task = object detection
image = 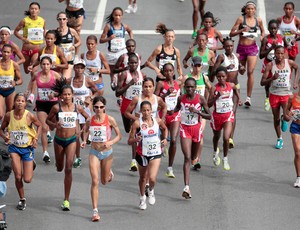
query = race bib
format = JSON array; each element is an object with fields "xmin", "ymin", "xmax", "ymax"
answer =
[
  {"xmin": 85, "ymin": 68, "xmax": 99, "ymax": 81},
  {"xmin": 273, "ymin": 74, "xmax": 290, "ymax": 88},
  {"xmin": 216, "ymin": 98, "xmax": 233, "ymax": 113},
  {"xmin": 74, "ymin": 96, "xmax": 85, "ymax": 106},
  {"xmin": 40, "ymin": 54, "xmax": 56, "ymax": 63},
  {"xmin": 110, "ymin": 38, "xmax": 125, "ymax": 52},
  {"xmin": 142, "ymin": 140, "xmax": 161, "ymax": 157},
  {"xmin": 0, "ymin": 76, "xmax": 13, "ymax": 89},
  {"xmin": 292, "ymin": 109, "xmax": 300, "ymax": 121},
  {"xmin": 165, "ymin": 94, "xmax": 177, "ymax": 111},
  {"xmin": 38, "ymin": 88, "xmax": 53, "ymax": 101},
  {"xmin": 181, "ymin": 111, "xmax": 198, "ymax": 125},
  {"xmin": 10, "ymin": 131, "xmax": 29, "ymax": 147},
  {"xmin": 125, "ymin": 85, "xmax": 141, "ymax": 100},
  {"xmin": 90, "ymin": 126, "xmax": 107, "ymax": 142},
  {"xmin": 58, "ymin": 112, "xmax": 77, "ymax": 128},
  {"xmin": 27, "ymin": 27, "xmax": 43, "ymax": 42},
  {"xmin": 195, "ymin": 85, "xmax": 205, "ymax": 96},
  {"xmin": 159, "ymin": 59, "xmax": 175, "ymax": 70},
  {"xmin": 60, "ymin": 43, "xmax": 75, "ymax": 60}
]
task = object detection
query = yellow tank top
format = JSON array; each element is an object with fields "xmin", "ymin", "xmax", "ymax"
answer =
[
  {"xmin": 0, "ymin": 61, "xmax": 14, "ymax": 89},
  {"xmin": 8, "ymin": 110, "xmax": 37, "ymax": 148},
  {"xmin": 23, "ymin": 16, "xmax": 45, "ymax": 45},
  {"xmin": 40, "ymin": 46, "xmax": 61, "ymax": 65}
]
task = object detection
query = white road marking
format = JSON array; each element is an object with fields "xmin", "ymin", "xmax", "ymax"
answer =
[
  {"xmin": 94, "ymin": 0, "xmax": 107, "ymax": 30},
  {"xmin": 257, "ymin": 0, "xmax": 267, "ymax": 29}
]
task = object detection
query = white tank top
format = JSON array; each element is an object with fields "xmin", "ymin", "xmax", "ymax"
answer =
[
  {"xmin": 270, "ymin": 59, "xmax": 291, "ymax": 96},
  {"xmin": 83, "ymin": 50, "xmax": 102, "ymax": 81},
  {"xmin": 123, "ymin": 70, "xmax": 143, "ymax": 100},
  {"xmin": 221, "ymin": 53, "xmax": 239, "ymax": 72},
  {"xmin": 134, "ymin": 94, "xmax": 158, "ymax": 117},
  {"xmin": 280, "ymin": 16, "xmax": 298, "ymax": 46},
  {"xmin": 71, "ymin": 75, "xmax": 91, "ymax": 106},
  {"xmin": 69, "ymin": 0, "xmax": 84, "ymax": 8}
]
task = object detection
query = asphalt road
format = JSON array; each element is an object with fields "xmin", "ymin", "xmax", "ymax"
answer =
[{"xmin": 1, "ymin": 0, "xmax": 300, "ymax": 229}]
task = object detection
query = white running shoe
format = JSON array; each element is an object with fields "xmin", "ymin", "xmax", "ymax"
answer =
[
  {"xmin": 148, "ymin": 189, "xmax": 155, "ymax": 205},
  {"xmin": 139, "ymin": 195, "xmax": 147, "ymax": 210},
  {"xmin": 27, "ymin": 93, "xmax": 35, "ymax": 104},
  {"xmin": 132, "ymin": 4, "xmax": 138, "ymax": 13},
  {"xmin": 43, "ymin": 151, "xmax": 50, "ymax": 163},
  {"xmin": 223, "ymin": 157, "xmax": 231, "ymax": 171},
  {"xmin": 182, "ymin": 186, "xmax": 191, "ymax": 199},
  {"xmin": 294, "ymin": 178, "xmax": 300, "ymax": 188},
  {"xmin": 124, "ymin": 5, "xmax": 133, "ymax": 13},
  {"xmin": 213, "ymin": 147, "xmax": 220, "ymax": 166}
]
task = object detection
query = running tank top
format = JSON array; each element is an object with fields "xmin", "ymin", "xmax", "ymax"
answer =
[
  {"xmin": 0, "ymin": 61, "xmax": 14, "ymax": 89},
  {"xmin": 156, "ymin": 44, "xmax": 177, "ymax": 70},
  {"xmin": 198, "ymin": 27, "xmax": 217, "ymax": 49},
  {"xmin": 265, "ymin": 34, "xmax": 284, "ymax": 61},
  {"xmin": 8, "ymin": 110, "xmax": 36, "ymax": 148},
  {"xmin": 71, "ymin": 75, "xmax": 91, "ymax": 106},
  {"xmin": 123, "ymin": 70, "xmax": 143, "ymax": 100},
  {"xmin": 107, "ymin": 23, "xmax": 126, "ymax": 52},
  {"xmin": 238, "ymin": 15, "xmax": 258, "ymax": 39},
  {"xmin": 187, "ymin": 73, "xmax": 206, "ymax": 96},
  {"xmin": 137, "ymin": 117, "xmax": 161, "ymax": 157},
  {"xmin": 280, "ymin": 15, "xmax": 298, "ymax": 46},
  {"xmin": 122, "ymin": 52, "xmax": 141, "ymax": 71},
  {"xmin": 134, "ymin": 94, "xmax": 159, "ymax": 117},
  {"xmin": 0, "ymin": 41, "xmax": 16, "ymax": 61},
  {"xmin": 83, "ymin": 50, "xmax": 102, "ymax": 81},
  {"xmin": 57, "ymin": 103, "xmax": 78, "ymax": 128},
  {"xmin": 89, "ymin": 114, "xmax": 112, "ymax": 142},
  {"xmin": 23, "ymin": 16, "xmax": 45, "ymax": 45},
  {"xmin": 40, "ymin": 46, "xmax": 61, "ymax": 65},
  {"xmin": 69, "ymin": 0, "xmax": 84, "ymax": 8},
  {"xmin": 180, "ymin": 94, "xmax": 202, "ymax": 125},
  {"xmin": 214, "ymin": 82, "xmax": 234, "ymax": 114},
  {"xmin": 221, "ymin": 53, "xmax": 239, "ymax": 72},
  {"xmin": 58, "ymin": 28, "xmax": 75, "ymax": 61},
  {"xmin": 36, "ymin": 70, "xmax": 57, "ymax": 101},
  {"xmin": 270, "ymin": 59, "xmax": 291, "ymax": 96},
  {"xmin": 193, "ymin": 47, "xmax": 209, "ymax": 75},
  {"xmin": 160, "ymin": 80, "xmax": 180, "ymax": 111}
]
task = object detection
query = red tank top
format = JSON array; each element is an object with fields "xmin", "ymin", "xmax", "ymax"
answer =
[
  {"xmin": 180, "ymin": 94, "xmax": 202, "ymax": 125},
  {"xmin": 90, "ymin": 114, "xmax": 112, "ymax": 142}
]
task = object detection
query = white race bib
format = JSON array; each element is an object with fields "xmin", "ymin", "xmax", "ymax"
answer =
[
  {"xmin": 165, "ymin": 94, "xmax": 177, "ymax": 111},
  {"xmin": 273, "ymin": 74, "xmax": 290, "ymax": 88},
  {"xmin": 110, "ymin": 38, "xmax": 125, "ymax": 52},
  {"xmin": 74, "ymin": 96, "xmax": 85, "ymax": 106},
  {"xmin": 216, "ymin": 98, "xmax": 233, "ymax": 113},
  {"xmin": 58, "ymin": 112, "xmax": 77, "ymax": 128},
  {"xmin": 90, "ymin": 126, "xmax": 107, "ymax": 142},
  {"xmin": 38, "ymin": 88, "xmax": 53, "ymax": 101},
  {"xmin": 125, "ymin": 85, "xmax": 141, "ymax": 100},
  {"xmin": 159, "ymin": 59, "xmax": 175, "ymax": 70},
  {"xmin": 27, "ymin": 27, "xmax": 43, "ymax": 42},
  {"xmin": 10, "ymin": 131, "xmax": 29, "ymax": 146},
  {"xmin": 195, "ymin": 85, "xmax": 205, "ymax": 96},
  {"xmin": 181, "ymin": 111, "xmax": 198, "ymax": 125},
  {"xmin": 0, "ymin": 76, "xmax": 13, "ymax": 89},
  {"xmin": 142, "ymin": 140, "xmax": 161, "ymax": 157},
  {"xmin": 292, "ymin": 109, "xmax": 300, "ymax": 121}
]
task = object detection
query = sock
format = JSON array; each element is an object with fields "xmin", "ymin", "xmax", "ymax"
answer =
[
  {"xmin": 184, "ymin": 185, "xmax": 189, "ymax": 190},
  {"xmin": 167, "ymin": 166, "xmax": 172, "ymax": 171}
]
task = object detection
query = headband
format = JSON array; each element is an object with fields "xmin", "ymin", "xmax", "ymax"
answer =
[{"xmin": 0, "ymin": 27, "xmax": 11, "ymax": 35}]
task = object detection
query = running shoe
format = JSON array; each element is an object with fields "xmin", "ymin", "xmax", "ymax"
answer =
[
  {"xmin": 182, "ymin": 187, "xmax": 192, "ymax": 199},
  {"xmin": 213, "ymin": 148, "xmax": 221, "ymax": 166},
  {"xmin": 33, "ymin": 160, "xmax": 37, "ymax": 171},
  {"xmin": 132, "ymin": 4, "xmax": 138, "ymax": 13},
  {"xmin": 148, "ymin": 189, "xmax": 155, "ymax": 205},
  {"xmin": 162, "ymin": 145, "xmax": 168, "ymax": 157},
  {"xmin": 124, "ymin": 5, "xmax": 133, "ymax": 13},
  {"xmin": 191, "ymin": 30, "xmax": 197, "ymax": 39},
  {"xmin": 244, "ymin": 97, "xmax": 251, "ymax": 108},
  {"xmin": 16, "ymin": 198, "xmax": 26, "ymax": 211},
  {"xmin": 223, "ymin": 158, "xmax": 231, "ymax": 171},
  {"xmin": 264, "ymin": 98, "xmax": 270, "ymax": 111},
  {"xmin": 91, "ymin": 210, "xmax": 101, "ymax": 222},
  {"xmin": 192, "ymin": 162, "xmax": 201, "ymax": 170},
  {"xmin": 165, "ymin": 167, "xmax": 175, "ymax": 178},
  {"xmin": 130, "ymin": 160, "xmax": 138, "ymax": 172},
  {"xmin": 61, "ymin": 200, "xmax": 70, "ymax": 211},
  {"xmin": 42, "ymin": 151, "xmax": 50, "ymax": 163},
  {"xmin": 294, "ymin": 178, "xmax": 300, "ymax": 188},
  {"xmin": 275, "ymin": 138, "xmax": 283, "ymax": 149},
  {"xmin": 73, "ymin": 158, "xmax": 82, "ymax": 168},
  {"xmin": 47, "ymin": 132, "xmax": 53, "ymax": 143},
  {"xmin": 110, "ymin": 82, "xmax": 117, "ymax": 91},
  {"xmin": 27, "ymin": 93, "xmax": 35, "ymax": 104},
  {"xmin": 281, "ymin": 115, "xmax": 288, "ymax": 132},
  {"xmin": 108, "ymin": 170, "xmax": 114, "ymax": 182},
  {"xmin": 145, "ymin": 184, "xmax": 149, "ymax": 197},
  {"xmin": 117, "ymin": 98, "xmax": 122, "ymax": 107},
  {"xmin": 139, "ymin": 195, "xmax": 147, "ymax": 210},
  {"xmin": 229, "ymin": 138, "xmax": 235, "ymax": 149}
]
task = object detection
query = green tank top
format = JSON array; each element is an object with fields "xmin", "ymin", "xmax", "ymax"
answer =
[{"xmin": 193, "ymin": 47, "xmax": 209, "ymax": 75}]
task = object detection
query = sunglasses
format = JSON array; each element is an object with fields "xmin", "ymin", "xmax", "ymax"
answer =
[
  {"xmin": 94, "ymin": 105, "xmax": 105, "ymax": 109},
  {"xmin": 57, "ymin": 18, "xmax": 67, "ymax": 21}
]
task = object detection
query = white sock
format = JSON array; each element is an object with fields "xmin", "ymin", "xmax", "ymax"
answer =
[{"xmin": 184, "ymin": 185, "xmax": 189, "ymax": 190}]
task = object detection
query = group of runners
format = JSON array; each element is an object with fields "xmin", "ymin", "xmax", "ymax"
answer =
[{"xmin": 0, "ymin": 0, "xmax": 300, "ymax": 223}]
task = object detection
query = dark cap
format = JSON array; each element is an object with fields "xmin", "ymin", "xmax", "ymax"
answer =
[{"xmin": 192, "ymin": 56, "xmax": 202, "ymax": 65}]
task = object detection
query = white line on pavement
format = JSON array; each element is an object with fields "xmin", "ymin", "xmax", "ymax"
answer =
[
  {"xmin": 257, "ymin": 0, "xmax": 267, "ymax": 29},
  {"xmin": 94, "ymin": 0, "xmax": 107, "ymax": 30}
]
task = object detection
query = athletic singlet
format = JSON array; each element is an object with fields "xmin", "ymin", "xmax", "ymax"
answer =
[
  {"xmin": 23, "ymin": 16, "xmax": 44, "ymax": 45},
  {"xmin": 58, "ymin": 27, "xmax": 74, "ymax": 59},
  {"xmin": 187, "ymin": 73, "xmax": 206, "ymax": 96},
  {"xmin": 180, "ymin": 94, "xmax": 202, "ymax": 126},
  {"xmin": 198, "ymin": 27, "xmax": 217, "ymax": 49},
  {"xmin": 238, "ymin": 15, "xmax": 258, "ymax": 39},
  {"xmin": 69, "ymin": 0, "xmax": 84, "ymax": 8},
  {"xmin": 280, "ymin": 15, "xmax": 298, "ymax": 46},
  {"xmin": 40, "ymin": 46, "xmax": 61, "ymax": 65},
  {"xmin": 221, "ymin": 53, "xmax": 239, "ymax": 72},
  {"xmin": 156, "ymin": 44, "xmax": 177, "ymax": 70},
  {"xmin": 71, "ymin": 75, "xmax": 91, "ymax": 106},
  {"xmin": 160, "ymin": 80, "xmax": 180, "ymax": 111},
  {"xmin": 122, "ymin": 52, "xmax": 141, "ymax": 71},
  {"xmin": 8, "ymin": 110, "xmax": 36, "ymax": 148},
  {"xmin": 137, "ymin": 117, "xmax": 161, "ymax": 157},
  {"xmin": 83, "ymin": 50, "xmax": 102, "ymax": 81},
  {"xmin": 291, "ymin": 94, "xmax": 300, "ymax": 121},
  {"xmin": 36, "ymin": 70, "xmax": 57, "ymax": 101},
  {"xmin": 0, "ymin": 61, "xmax": 14, "ymax": 89},
  {"xmin": 0, "ymin": 41, "xmax": 16, "ymax": 61},
  {"xmin": 193, "ymin": 47, "xmax": 209, "ymax": 75},
  {"xmin": 270, "ymin": 59, "xmax": 291, "ymax": 96},
  {"xmin": 57, "ymin": 103, "xmax": 78, "ymax": 129},
  {"xmin": 134, "ymin": 94, "xmax": 158, "ymax": 117},
  {"xmin": 123, "ymin": 70, "xmax": 143, "ymax": 100},
  {"xmin": 214, "ymin": 82, "xmax": 234, "ymax": 114},
  {"xmin": 107, "ymin": 23, "xmax": 126, "ymax": 52},
  {"xmin": 265, "ymin": 34, "xmax": 284, "ymax": 61},
  {"xmin": 89, "ymin": 114, "xmax": 112, "ymax": 142}
]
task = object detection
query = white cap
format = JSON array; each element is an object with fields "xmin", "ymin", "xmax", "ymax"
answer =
[{"xmin": 73, "ymin": 58, "xmax": 86, "ymax": 67}]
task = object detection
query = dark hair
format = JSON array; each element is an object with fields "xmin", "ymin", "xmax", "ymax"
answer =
[
  {"xmin": 184, "ymin": 77, "xmax": 196, "ymax": 86},
  {"xmin": 51, "ymin": 77, "xmax": 73, "ymax": 96},
  {"xmin": 40, "ymin": 56, "xmax": 53, "ymax": 64},
  {"xmin": 222, "ymin": 36, "xmax": 234, "ymax": 45},
  {"xmin": 241, "ymin": 1, "xmax": 256, "ymax": 16},
  {"xmin": 196, "ymin": 32, "xmax": 208, "ymax": 40},
  {"xmin": 203, "ymin": 11, "xmax": 221, "ymax": 27},
  {"xmin": 162, "ymin": 63, "xmax": 175, "ymax": 79},
  {"xmin": 216, "ymin": 66, "xmax": 228, "ymax": 75},
  {"xmin": 126, "ymin": 39, "xmax": 136, "ymax": 46},
  {"xmin": 93, "ymin": 96, "xmax": 106, "ymax": 106},
  {"xmin": 268, "ymin": 19, "xmax": 279, "ymax": 29},
  {"xmin": 284, "ymin": 2, "xmax": 295, "ymax": 9},
  {"xmin": 14, "ymin": 92, "xmax": 26, "ymax": 102},
  {"xmin": 25, "ymin": 2, "xmax": 40, "ymax": 16},
  {"xmin": 56, "ymin": 11, "xmax": 67, "ymax": 19},
  {"xmin": 155, "ymin": 23, "xmax": 174, "ymax": 36},
  {"xmin": 2, "ymin": 44, "xmax": 12, "ymax": 51},
  {"xmin": 86, "ymin": 35, "xmax": 98, "ymax": 43},
  {"xmin": 142, "ymin": 77, "xmax": 154, "ymax": 86},
  {"xmin": 140, "ymin": 100, "xmax": 152, "ymax": 110},
  {"xmin": 105, "ymin": 7, "xmax": 123, "ymax": 23},
  {"xmin": 128, "ymin": 53, "xmax": 138, "ymax": 61},
  {"xmin": 275, "ymin": 45, "xmax": 285, "ymax": 52},
  {"xmin": 46, "ymin": 30, "xmax": 57, "ymax": 39}
]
